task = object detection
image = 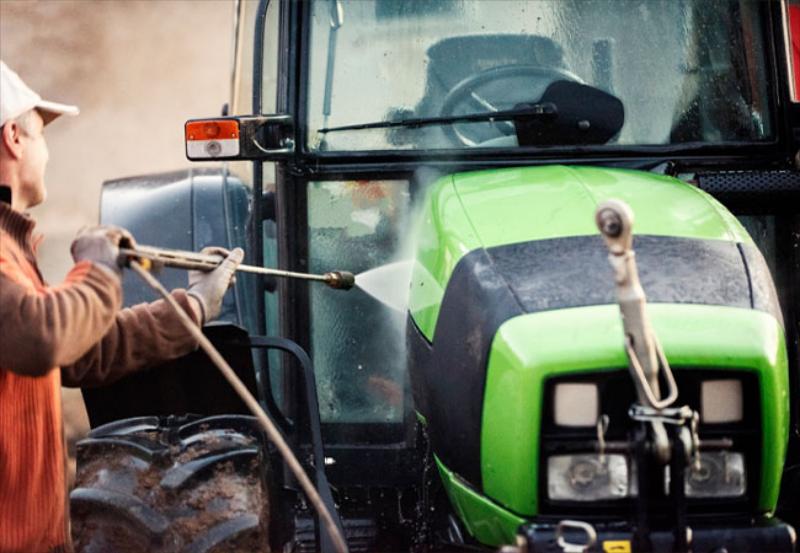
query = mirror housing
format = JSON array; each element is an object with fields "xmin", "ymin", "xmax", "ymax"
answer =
[{"xmin": 514, "ymin": 81, "xmax": 624, "ymax": 146}]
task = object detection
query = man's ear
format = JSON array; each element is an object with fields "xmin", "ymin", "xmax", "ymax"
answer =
[{"xmin": 0, "ymin": 122, "xmax": 24, "ymax": 160}]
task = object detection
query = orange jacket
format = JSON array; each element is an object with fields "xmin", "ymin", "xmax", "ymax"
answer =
[{"xmin": 0, "ymin": 200, "xmax": 199, "ymax": 552}]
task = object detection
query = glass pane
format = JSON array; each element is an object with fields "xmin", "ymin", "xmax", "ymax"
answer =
[
  {"xmin": 233, "ymin": 0, "xmax": 283, "ymax": 406},
  {"xmin": 307, "ymin": 0, "xmax": 774, "ymax": 151},
  {"xmin": 261, "ymin": 0, "xmax": 279, "ymax": 113},
  {"xmin": 233, "ymin": 0, "xmax": 255, "ymax": 115},
  {"xmin": 234, "ymin": 0, "xmax": 279, "ymax": 115},
  {"xmin": 260, "ymin": 0, "xmax": 282, "ymax": 407},
  {"xmin": 307, "ymin": 180, "xmax": 411, "ymax": 423}
]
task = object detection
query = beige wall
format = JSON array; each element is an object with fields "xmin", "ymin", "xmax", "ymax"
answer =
[
  {"xmin": 1, "ymin": 0, "xmax": 234, "ymax": 479},
  {"xmin": 1, "ymin": 0, "xmax": 233, "ymax": 280}
]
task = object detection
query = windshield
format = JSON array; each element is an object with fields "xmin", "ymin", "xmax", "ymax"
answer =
[{"xmin": 307, "ymin": 0, "xmax": 774, "ymax": 152}]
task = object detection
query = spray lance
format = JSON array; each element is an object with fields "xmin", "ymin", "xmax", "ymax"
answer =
[
  {"xmin": 120, "ymin": 244, "xmax": 355, "ymax": 290},
  {"xmin": 118, "ymin": 243, "xmax": 352, "ymax": 553}
]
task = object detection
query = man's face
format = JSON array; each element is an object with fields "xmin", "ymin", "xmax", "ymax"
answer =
[{"xmin": 17, "ymin": 110, "xmax": 49, "ymax": 208}]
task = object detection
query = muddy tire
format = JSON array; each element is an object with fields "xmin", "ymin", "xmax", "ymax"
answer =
[{"xmin": 70, "ymin": 415, "xmax": 270, "ymax": 553}]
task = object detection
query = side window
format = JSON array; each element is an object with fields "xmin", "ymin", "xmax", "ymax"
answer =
[
  {"xmin": 307, "ymin": 180, "xmax": 412, "ymax": 424},
  {"xmin": 259, "ymin": 0, "xmax": 280, "ymax": 339},
  {"xmin": 227, "ymin": 0, "xmax": 283, "ymax": 399},
  {"xmin": 256, "ymin": 0, "xmax": 283, "ymax": 406}
]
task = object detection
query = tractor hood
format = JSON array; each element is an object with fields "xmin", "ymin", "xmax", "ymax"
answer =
[
  {"xmin": 409, "ymin": 165, "xmax": 760, "ymax": 340},
  {"xmin": 406, "ymin": 165, "xmax": 786, "ymax": 529}
]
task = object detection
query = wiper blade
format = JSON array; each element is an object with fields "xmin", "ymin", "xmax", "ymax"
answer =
[{"xmin": 317, "ymin": 103, "xmax": 557, "ymax": 134}]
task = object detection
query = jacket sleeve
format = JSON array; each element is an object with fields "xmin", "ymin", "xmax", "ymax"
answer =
[
  {"xmin": 60, "ymin": 290, "xmax": 201, "ymax": 388},
  {"xmin": 0, "ymin": 261, "xmax": 122, "ymax": 377}
]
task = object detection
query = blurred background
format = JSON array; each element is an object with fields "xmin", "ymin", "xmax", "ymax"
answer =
[{"xmin": 0, "ymin": 0, "xmax": 234, "ymax": 482}]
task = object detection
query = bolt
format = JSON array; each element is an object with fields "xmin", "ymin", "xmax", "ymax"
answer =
[
  {"xmin": 205, "ymin": 141, "xmax": 222, "ymax": 157},
  {"xmin": 597, "ymin": 208, "xmax": 623, "ymax": 237}
]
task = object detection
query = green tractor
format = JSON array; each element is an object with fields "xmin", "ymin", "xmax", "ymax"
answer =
[{"xmin": 71, "ymin": 1, "xmax": 800, "ymax": 552}]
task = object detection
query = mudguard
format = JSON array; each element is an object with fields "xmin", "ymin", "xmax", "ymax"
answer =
[
  {"xmin": 83, "ymin": 167, "xmax": 260, "ymax": 427},
  {"xmin": 100, "ymin": 167, "xmax": 254, "ymax": 329}
]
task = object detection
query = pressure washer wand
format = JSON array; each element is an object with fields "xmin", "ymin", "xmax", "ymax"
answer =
[{"xmin": 120, "ymin": 245, "xmax": 355, "ymax": 290}]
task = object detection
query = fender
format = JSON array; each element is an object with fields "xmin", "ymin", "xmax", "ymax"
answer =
[{"xmin": 82, "ymin": 168, "xmax": 260, "ymax": 427}]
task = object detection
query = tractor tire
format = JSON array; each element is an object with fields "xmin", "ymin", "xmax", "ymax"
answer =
[{"xmin": 70, "ymin": 414, "xmax": 270, "ymax": 553}]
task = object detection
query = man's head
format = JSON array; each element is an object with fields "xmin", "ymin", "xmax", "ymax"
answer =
[
  {"xmin": 1, "ymin": 109, "xmax": 50, "ymax": 208},
  {"xmin": 0, "ymin": 61, "xmax": 78, "ymax": 211}
]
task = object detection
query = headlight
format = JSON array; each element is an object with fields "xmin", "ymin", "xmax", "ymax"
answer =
[
  {"xmin": 553, "ymin": 383, "xmax": 598, "ymax": 426},
  {"xmin": 547, "ymin": 454, "xmax": 635, "ymax": 501},
  {"xmin": 701, "ymin": 379, "xmax": 743, "ymax": 423},
  {"xmin": 685, "ymin": 451, "xmax": 746, "ymax": 498}
]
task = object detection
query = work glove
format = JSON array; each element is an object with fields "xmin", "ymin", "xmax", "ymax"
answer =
[
  {"xmin": 187, "ymin": 247, "xmax": 244, "ymax": 325},
  {"xmin": 70, "ymin": 225, "xmax": 136, "ymax": 276}
]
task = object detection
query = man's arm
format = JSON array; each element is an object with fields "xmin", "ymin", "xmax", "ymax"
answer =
[
  {"xmin": 0, "ymin": 262, "xmax": 121, "ymax": 376},
  {"xmin": 61, "ymin": 247, "xmax": 243, "ymax": 387},
  {"xmin": 60, "ymin": 291, "xmax": 201, "ymax": 387}
]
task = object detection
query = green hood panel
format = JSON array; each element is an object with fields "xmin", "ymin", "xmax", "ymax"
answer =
[
  {"xmin": 409, "ymin": 165, "xmax": 752, "ymax": 340},
  {"xmin": 435, "ymin": 455, "xmax": 525, "ymax": 547},
  {"xmin": 480, "ymin": 303, "xmax": 788, "ymax": 517}
]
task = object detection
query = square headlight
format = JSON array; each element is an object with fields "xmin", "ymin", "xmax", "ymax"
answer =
[
  {"xmin": 665, "ymin": 451, "xmax": 746, "ymax": 498},
  {"xmin": 701, "ymin": 379, "xmax": 743, "ymax": 423},
  {"xmin": 553, "ymin": 382, "xmax": 598, "ymax": 427},
  {"xmin": 547, "ymin": 454, "xmax": 635, "ymax": 501},
  {"xmin": 685, "ymin": 451, "xmax": 746, "ymax": 498}
]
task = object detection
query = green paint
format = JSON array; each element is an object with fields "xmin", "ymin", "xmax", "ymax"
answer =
[
  {"xmin": 479, "ymin": 303, "xmax": 788, "ymax": 516},
  {"xmin": 409, "ymin": 165, "xmax": 753, "ymax": 339},
  {"xmin": 408, "ymin": 175, "xmax": 482, "ymax": 339},
  {"xmin": 435, "ymin": 455, "xmax": 525, "ymax": 547},
  {"xmin": 406, "ymin": 164, "xmax": 789, "ymax": 539}
]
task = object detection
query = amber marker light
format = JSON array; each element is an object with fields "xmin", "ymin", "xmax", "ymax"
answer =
[{"xmin": 185, "ymin": 119, "xmax": 241, "ymax": 159}]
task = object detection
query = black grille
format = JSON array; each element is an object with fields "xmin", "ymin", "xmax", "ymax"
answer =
[
  {"xmin": 539, "ymin": 369, "xmax": 761, "ymax": 521},
  {"xmin": 697, "ymin": 170, "xmax": 800, "ymax": 194},
  {"xmin": 696, "ymin": 170, "xmax": 800, "ymax": 210}
]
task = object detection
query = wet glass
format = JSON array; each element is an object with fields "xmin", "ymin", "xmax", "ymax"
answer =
[
  {"xmin": 307, "ymin": 0, "xmax": 774, "ymax": 151},
  {"xmin": 307, "ymin": 180, "xmax": 411, "ymax": 423}
]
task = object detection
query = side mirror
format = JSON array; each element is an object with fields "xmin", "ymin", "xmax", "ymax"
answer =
[
  {"xmin": 514, "ymin": 81, "xmax": 624, "ymax": 146},
  {"xmin": 185, "ymin": 114, "xmax": 294, "ymax": 161}
]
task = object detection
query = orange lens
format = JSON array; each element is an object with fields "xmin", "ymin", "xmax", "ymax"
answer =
[{"xmin": 185, "ymin": 119, "xmax": 240, "ymax": 141}]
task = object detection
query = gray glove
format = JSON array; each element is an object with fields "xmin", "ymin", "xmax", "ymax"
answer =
[
  {"xmin": 70, "ymin": 225, "xmax": 135, "ymax": 275},
  {"xmin": 187, "ymin": 247, "xmax": 244, "ymax": 324}
]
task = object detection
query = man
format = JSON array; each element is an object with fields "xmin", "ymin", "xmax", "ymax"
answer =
[{"xmin": 0, "ymin": 60, "xmax": 242, "ymax": 552}]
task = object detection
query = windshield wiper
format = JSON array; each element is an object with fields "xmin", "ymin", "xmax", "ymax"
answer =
[{"xmin": 317, "ymin": 103, "xmax": 557, "ymax": 134}]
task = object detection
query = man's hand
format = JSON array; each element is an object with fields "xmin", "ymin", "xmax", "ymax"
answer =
[
  {"xmin": 70, "ymin": 225, "xmax": 136, "ymax": 276},
  {"xmin": 186, "ymin": 247, "xmax": 244, "ymax": 324}
]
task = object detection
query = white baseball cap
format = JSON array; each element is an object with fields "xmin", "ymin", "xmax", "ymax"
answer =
[{"xmin": 1, "ymin": 60, "xmax": 79, "ymax": 128}]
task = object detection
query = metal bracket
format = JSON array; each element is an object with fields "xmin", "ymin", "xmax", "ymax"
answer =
[
  {"xmin": 629, "ymin": 405, "xmax": 702, "ymax": 469},
  {"xmin": 555, "ymin": 520, "xmax": 597, "ymax": 553}
]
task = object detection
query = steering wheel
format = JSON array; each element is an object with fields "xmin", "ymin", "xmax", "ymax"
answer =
[{"xmin": 439, "ymin": 64, "xmax": 583, "ymax": 147}]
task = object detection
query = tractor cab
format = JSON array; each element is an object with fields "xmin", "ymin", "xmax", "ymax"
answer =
[{"xmin": 73, "ymin": 1, "xmax": 800, "ymax": 552}]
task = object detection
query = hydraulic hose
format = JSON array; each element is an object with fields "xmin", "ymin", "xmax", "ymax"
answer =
[{"xmin": 128, "ymin": 260, "xmax": 349, "ymax": 553}]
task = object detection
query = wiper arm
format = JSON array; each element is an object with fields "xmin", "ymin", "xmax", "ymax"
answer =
[{"xmin": 317, "ymin": 103, "xmax": 557, "ymax": 134}]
